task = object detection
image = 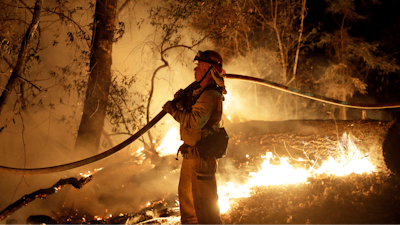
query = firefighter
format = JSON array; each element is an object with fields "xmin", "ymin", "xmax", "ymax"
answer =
[{"xmin": 163, "ymin": 50, "xmax": 226, "ymax": 224}]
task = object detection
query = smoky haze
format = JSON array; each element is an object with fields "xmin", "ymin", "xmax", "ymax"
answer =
[
  {"xmin": 0, "ymin": 0, "xmax": 192, "ymax": 222},
  {"xmin": 0, "ymin": 0, "xmax": 237, "ymax": 222},
  {"xmin": 0, "ymin": 0, "xmax": 395, "ymax": 223}
]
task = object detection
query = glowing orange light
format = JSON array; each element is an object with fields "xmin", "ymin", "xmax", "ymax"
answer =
[
  {"xmin": 94, "ymin": 215, "xmax": 102, "ymax": 221},
  {"xmin": 79, "ymin": 167, "xmax": 103, "ymax": 178},
  {"xmin": 132, "ymin": 124, "xmax": 376, "ymax": 216},
  {"xmin": 156, "ymin": 126, "xmax": 183, "ymax": 156},
  {"xmin": 218, "ymin": 132, "xmax": 376, "ymax": 213}
]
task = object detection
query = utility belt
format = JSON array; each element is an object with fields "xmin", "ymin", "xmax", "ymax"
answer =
[
  {"xmin": 176, "ymin": 144, "xmax": 198, "ymax": 159},
  {"xmin": 176, "ymin": 144, "xmax": 218, "ymax": 178},
  {"xmin": 176, "ymin": 127, "xmax": 229, "ymax": 160},
  {"xmin": 176, "ymin": 84, "xmax": 229, "ymax": 160}
]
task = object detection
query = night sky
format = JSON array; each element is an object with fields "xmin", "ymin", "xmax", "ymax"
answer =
[{"xmin": 306, "ymin": 0, "xmax": 400, "ymax": 118}]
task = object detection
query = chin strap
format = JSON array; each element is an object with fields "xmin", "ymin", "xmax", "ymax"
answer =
[{"xmin": 198, "ymin": 66, "xmax": 213, "ymax": 84}]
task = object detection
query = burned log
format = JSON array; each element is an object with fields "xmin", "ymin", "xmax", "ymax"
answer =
[
  {"xmin": 383, "ymin": 120, "xmax": 400, "ymax": 175},
  {"xmin": 0, "ymin": 176, "xmax": 92, "ymax": 221},
  {"xmin": 224, "ymin": 119, "xmax": 394, "ymax": 173}
]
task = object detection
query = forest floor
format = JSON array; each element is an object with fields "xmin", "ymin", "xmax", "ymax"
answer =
[
  {"xmin": 89, "ymin": 120, "xmax": 400, "ymax": 224},
  {"xmin": 76, "ymin": 172, "xmax": 400, "ymax": 224},
  {"xmin": 6, "ymin": 120, "xmax": 400, "ymax": 224}
]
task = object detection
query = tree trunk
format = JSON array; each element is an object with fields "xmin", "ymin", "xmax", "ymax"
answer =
[
  {"xmin": 383, "ymin": 120, "xmax": 400, "ymax": 175},
  {"xmin": 74, "ymin": 0, "xmax": 117, "ymax": 157},
  {"xmin": 0, "ymin": 0, "xmax": 41, "ymax": 114}
]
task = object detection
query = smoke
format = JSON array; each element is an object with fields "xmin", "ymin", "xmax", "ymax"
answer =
[
  {"xmin": 0, "ymin": 5, "xmax": 290, "ymax": 220},
  {"xmin": 0, "ymin": 0, "xmax": 241, "ymax": 221},
  {"xmin": 1, "ymin": 0, "xmax": 395, "ymax": 223},
  {"xmin": 220, "ymin": 47, "xmax": 327, "ymax": 122},
  {"xmin": 0, "ymin": 0, "xmax": 193, "ymax": 222}
]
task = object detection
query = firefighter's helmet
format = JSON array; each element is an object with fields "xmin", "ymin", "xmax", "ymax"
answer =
[{"xmin": 194, "ymin": 50, "xmax": 223, "ymax": 73}]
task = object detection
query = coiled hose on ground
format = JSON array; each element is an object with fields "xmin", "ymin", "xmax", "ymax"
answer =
[{"xmin": 1, "ymin": 74, "xmax": 400, "ymax": 175}]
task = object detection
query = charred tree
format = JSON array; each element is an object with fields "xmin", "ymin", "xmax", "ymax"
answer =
[
  {"xmin": 0, "ymin": 176, "xmax": 92, "ymax": 221},
  {"xmin": 383, "ymin": 120, "xmax": 400, "ymax": 175},
  {"xmin": 74, "ymin": 0, "xmax": 117, "ymax": 157}
]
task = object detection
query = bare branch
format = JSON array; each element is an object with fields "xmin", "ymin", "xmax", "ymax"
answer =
[
  {"xmin": 0, "ymin": 176, "xmax": 92, "ymax": 220},
  {"xmin": 17, "ymin": 75, "xmax": 41, "ymax": 91},
  {"xmin": 109, "ymin": 84, "xmax": 132, "ymax": 134},
  {"xmin": 117, "ymin": 0, "xmax": 133, "ymax": 16},
  {"xmin": 0, "ymin": 0, "xmax": 42, "ymax": 114},
  {"xmin": 288, "ymin": 0, "xmax": 307, "ymax": 86}
]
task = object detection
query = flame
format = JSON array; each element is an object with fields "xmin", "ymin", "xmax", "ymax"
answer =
[
  {"xmin": 222, "ymin": 91, "xmax": 236, "ymax": 122},
  {"xmin": 217, "ymin": 132, "xmax": 376, "ymax": 213},
  {"xmin": 133, "ymin": 123, "xmax": 377, "ymax": 215},
  {"xmin": 248, "ymin": 157, "xmax": 310, "ymax": 186},
  {"xmin": 131, "ymin": 126, "xmax": 182, "ymax": 165},
  {"xmin": 223, "ymin": 91, "xmax": 232, "ymax": 111},
  {"xmin": 94, "ymin": 215, "xmax": 102, "ymax": 221},
  {"xmin": 131, "ymin": 146, "xmax": 146, "ymax": 164},
  {"xmin": 217, "ymin": 182, "xmax": 251, "ymax": 213},
  {"xmin": 312, "ymin": 133, "xmax": 375, "ymax": 176},
  {"xmin": 156, "ymin": 126, "xmax": 183, "ymax": 156},
  {"xmin": 79, "ymin": 167, "xmax": 103, "ymax": 178}
]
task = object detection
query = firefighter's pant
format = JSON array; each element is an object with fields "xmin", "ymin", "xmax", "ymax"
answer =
[{"xmin": 179, "ymin": 148, "xmax": 222, "ymax": 224}]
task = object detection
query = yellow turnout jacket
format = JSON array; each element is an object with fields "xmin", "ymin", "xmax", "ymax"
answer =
[{"xmin": 171, "ymin": 86, "xmax": 223, "ymax": 146}]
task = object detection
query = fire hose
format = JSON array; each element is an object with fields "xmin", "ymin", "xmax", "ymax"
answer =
[
  {"xmin": 225, "ymin": 74, "xmax": 400, "ymax": 109},
  {"xmin": 1, "ymin": 74, "xmax": 400, "ymax": 175}
]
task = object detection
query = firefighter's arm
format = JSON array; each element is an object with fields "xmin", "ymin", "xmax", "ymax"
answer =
[{"xmin": 172, "ymin": 91, "xmax": 217, "ymax": 130}]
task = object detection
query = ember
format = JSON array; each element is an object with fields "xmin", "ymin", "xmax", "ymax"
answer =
[
  {"xmin": 33, "ymin": 120, "xmax": 393, "ymax": 224},
  {"xmin": 116, "ymin": 173, "xmax": 400, "ymax": 224},
  {"xmin": 217, "ymin": 131, "xmax": 378, "ymax": 213},
  {"xmin": 121, "ymin": 118, "xmax": 390, "ymax": 221},
  {"xmin": 9, "ymin": 120, "xmax": 389, "ymax": 224},
  {"xmin": 79, "ymin": 167, "xmax": 103, "ymax": 178}
]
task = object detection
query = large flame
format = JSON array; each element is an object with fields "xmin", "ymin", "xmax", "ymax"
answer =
[
  {"xmin": 156, "ymin": 126, "xmax": 183, "ymax": 156},
  {"xmin": 135, "ymin": 125, "xmax": 376, "ymax": 215},
  {"xmin": 217, "ymin": 132, "xmax": 376, "ymax": 213}
]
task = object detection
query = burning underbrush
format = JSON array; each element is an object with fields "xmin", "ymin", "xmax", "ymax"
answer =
[
  {"xmin": 223, "ymin": 173, "xmax": 400, "ymax": 224},
  {"xmin": 96, "ymin": 172, "xmax": 400, "ymax": 224},
  {"xmin": 73, "ymin": 119, "xmax": 399, "ymax": 224},
  {"xmin": 5, "ymin": 119, "xmax": 400, "ymax": 224}
]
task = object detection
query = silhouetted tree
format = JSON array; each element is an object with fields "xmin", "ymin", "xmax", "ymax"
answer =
[{"xmin": 74, "ymin": 0, "xmax": 118, "ymax": 157}]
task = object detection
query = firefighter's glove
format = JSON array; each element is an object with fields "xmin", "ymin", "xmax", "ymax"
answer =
[
  {"xmin": 163, "ymin": 101, "xmax": 177, "ymax": 115},
  {"xmin": 174, "ymin": 89, "xmax": 185, "ymax": 109},
  {"xmin": 174, "ymin": 89, "xmax": 185, "ymax": 100}
]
